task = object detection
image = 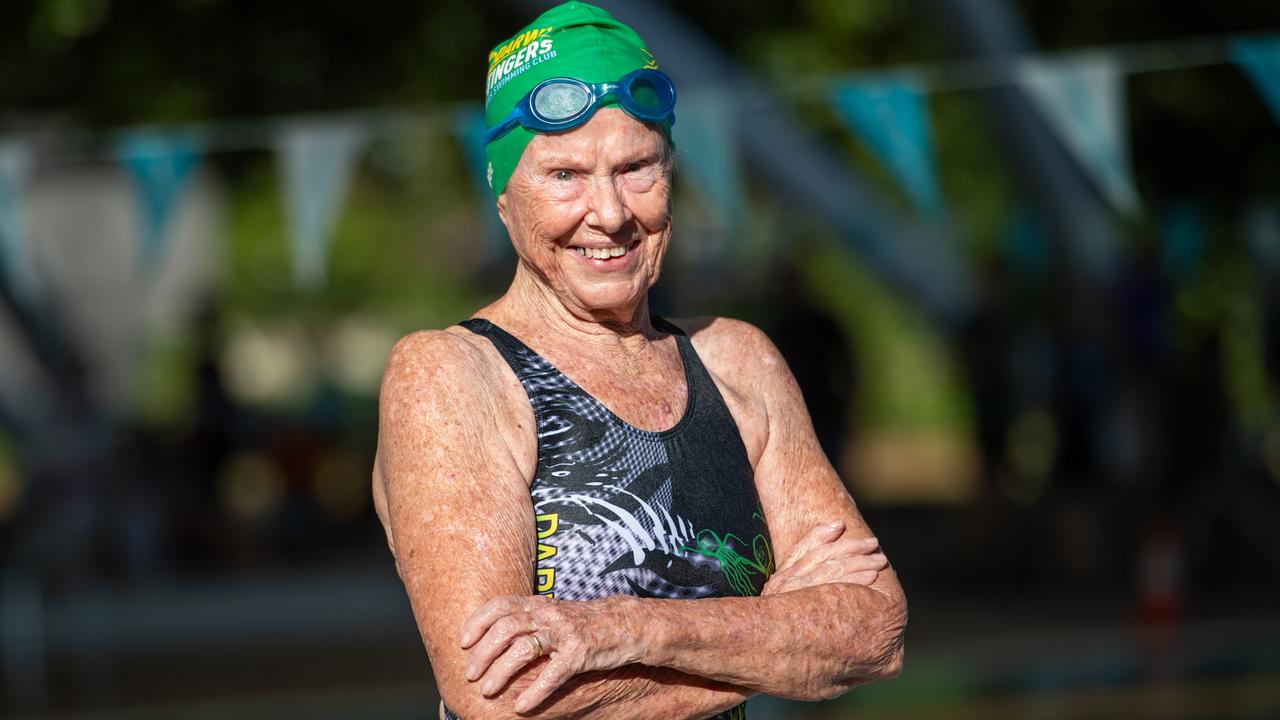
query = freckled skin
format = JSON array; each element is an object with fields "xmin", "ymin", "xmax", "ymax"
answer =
[{"xmin": 373, "ymin": 109, "xmax": 906, "ymax": 720}]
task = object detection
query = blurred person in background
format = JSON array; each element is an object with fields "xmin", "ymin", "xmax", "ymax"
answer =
[{"xmin": 372, "ymin": 3, "xmax": 905, "ymax": 718}]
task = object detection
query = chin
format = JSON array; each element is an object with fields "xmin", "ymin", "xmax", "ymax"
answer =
[{"xmin": 568, "ymin": 280, "xmax": 650, "ymax": 315}]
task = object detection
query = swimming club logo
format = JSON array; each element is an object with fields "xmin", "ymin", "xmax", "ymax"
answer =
[
  {"xmin": 640, "ymin": 47, "xmax": 659, "ymax": 70},
  {"xmin": 486, "ymin": 25, "xmax": 557, "ymax": 104}
]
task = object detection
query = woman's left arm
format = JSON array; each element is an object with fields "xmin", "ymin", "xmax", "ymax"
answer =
[
  {"xmin": 626, "ymin": 314, "xmax": 907, "ymax": 695},
  {"xmin": 463, "ymin": 319, "xmax": 906, "ymax": 710}
]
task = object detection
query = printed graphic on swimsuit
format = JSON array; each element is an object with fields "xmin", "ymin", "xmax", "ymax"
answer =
[{"xmin": 534, "ymin": 476, "xmax": 774, "ymax": 600}]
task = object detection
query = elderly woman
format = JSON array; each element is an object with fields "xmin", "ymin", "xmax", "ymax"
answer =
[{"xmin": 372, "ymin": 3, "xmax": 906, "ymax": 719}]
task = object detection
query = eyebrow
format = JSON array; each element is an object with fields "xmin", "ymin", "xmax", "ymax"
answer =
[
  {"xmin": 618, "ymin": 149, "xmax": 664, "ymax": 166},
  {"xmin": 533, "ymin": 149, "xmax": 666, "ymax": 172},
  {"xmin": 532, "ymin": 154, "xmax": 593, "ymax": 170}
]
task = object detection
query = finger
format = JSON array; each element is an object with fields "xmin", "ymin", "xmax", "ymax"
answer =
[
  {"xmin": 790, "ymin": 537, "xmax": 879, "ymax": 576},
  {"xmin": 835, "ymin": 551, "xmax": 888, "ymax": 572},
  {"xmin": 838, "ymin": 535, "xmax": 879, "ymax": 554},
  {"xmin": 776, "ymin": 520, "xmax": 845, "ymax": 574},
  {"xmin": 466, "ymin": 614, "xmax": 534, "ymax": 681},
  {"xmin": 513, "ymin": 651, "xmax": 579, "ymax": 714},
  {"xmin": 839, "ymin": 570, "xmax": 880, "ymax": 586},
  {"xmin": 822, "ymin": 537, "xmax": 880, "ymax": 561},
  {"xmin": 779, "ymin": 527, "xmax": 871, "ymax": 575},
  {"xmin": 461, "ymin": 596, "xmax": 524, "ymax": 649},
  {"xmin": 792, "ymin": 555, "xmax": 876, "ymax": 587},
  {"xmin": 478, "ymin": 633, "xmax": 544, "ymax": 697}
]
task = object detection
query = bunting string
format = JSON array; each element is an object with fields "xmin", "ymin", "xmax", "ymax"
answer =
[
  {"xmin": 789, "ymin": 30, "xmax": 1267, "ymax": 99},
  {"xmin": 0, "ymin": 29, "xmax": 1277, "ymax": 297}
]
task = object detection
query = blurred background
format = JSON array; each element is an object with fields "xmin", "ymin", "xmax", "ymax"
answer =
[{"xmin": 2, "ymin": 0, "xmax": 1280, "ymax": 717}]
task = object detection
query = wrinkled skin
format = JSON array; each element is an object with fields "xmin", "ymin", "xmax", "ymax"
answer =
[
  {"xmin": 495, "ymin": 108, "xmax": 674, "ymax": 330},
  {"xmin": 461, "ymin": 522, "xmax": 889, "ymax": 712},
  {"xmin": 374, "ymin": 108, "xmax": 906, "ymax": 720}
]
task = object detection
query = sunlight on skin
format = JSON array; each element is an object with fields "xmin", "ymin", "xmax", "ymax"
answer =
[{"xmin": 496, "ymin": 108, "xmax": 674, "ymax": 330}]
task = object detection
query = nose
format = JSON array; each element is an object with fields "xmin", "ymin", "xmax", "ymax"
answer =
[{"xmin": 584, "ymin": 174, "xmax": 631, "ymax": 235}]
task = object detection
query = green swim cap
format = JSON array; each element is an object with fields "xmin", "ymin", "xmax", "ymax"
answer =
[{"xmin": 483, "ymin": 1, "xmax": 668, "ymax": 196}]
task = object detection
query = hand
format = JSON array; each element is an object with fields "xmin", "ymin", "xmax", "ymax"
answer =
[
  {"xmin": 459, "ymin": 594, "xmax": 641, "ymax": 713},
  {"xmin": 762, "ymin": 520, "xmax": 888, "ymax": 596}
]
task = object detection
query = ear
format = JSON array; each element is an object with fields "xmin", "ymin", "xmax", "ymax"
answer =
[{"xmin": 495, "ymin": 191, "xmax": 512, "ymax": 233}]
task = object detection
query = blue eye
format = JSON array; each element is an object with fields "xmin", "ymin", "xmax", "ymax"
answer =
[{"xmin": 554, "ymin": 169, "xmax": 575, "ymax": 181}]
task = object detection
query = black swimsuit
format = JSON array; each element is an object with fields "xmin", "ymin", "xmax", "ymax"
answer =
[{"xmin": 444, "ymin": 316, "xmax": 772, "ymax": 720}]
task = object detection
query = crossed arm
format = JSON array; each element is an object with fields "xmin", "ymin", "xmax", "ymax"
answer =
[{"xmin": 374, "ymin": 320, "xmax": 906, "ymax": 720}]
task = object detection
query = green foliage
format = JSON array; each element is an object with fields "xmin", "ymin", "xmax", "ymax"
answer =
[
  {"xmin": 1173, "ymin": 251, "xmax": 1274, "ymax": 431},
  {"xmin": 802, "ymin": 237, "xmax": 974, "ymax": 433},
  {"xmin": 29, "ymin": 0, "xmax": 109, "ymax": 51},
  {"xmin": 135, "ymin": 331, "xmax": 199, "ymax": 425}
]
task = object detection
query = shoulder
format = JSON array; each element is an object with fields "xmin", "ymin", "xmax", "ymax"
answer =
[
  {"xmin": 381, "ymin": 326, "xmax": 493, "ymax": 391},
  {"xmin": 377, "ymin": 325, "xmax": 533, "ymax": 474},
  {"xmin": 665, "ymin": 316, "xmax": 795, "ymax": 466},
  {"xmin": 670, "ymin": 315, "xmax": 794, "ymax": 392},
  {"xmin": 379, "ymin": 325, "xmax": 521, "ymax": 419},
  {"xmin": 378, "ymin": 328, "xmax": 490, "ymax": 462}
]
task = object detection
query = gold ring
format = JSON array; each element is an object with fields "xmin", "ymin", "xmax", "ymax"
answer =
[{"xmin": 530, "ymin": 633, "xmax": 544, "ymax": 656}]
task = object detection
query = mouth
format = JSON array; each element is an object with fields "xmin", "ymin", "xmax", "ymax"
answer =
[{"xmin": 569, "ymin": 240, "xmax": 639, "ymax": 262}]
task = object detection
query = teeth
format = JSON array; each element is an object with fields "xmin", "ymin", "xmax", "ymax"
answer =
[{"xmin": 574, "ymin": 242, "xmax": 633, "ymax": 259}]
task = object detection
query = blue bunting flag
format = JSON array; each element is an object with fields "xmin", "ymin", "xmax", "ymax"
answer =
[
  {"xmin": 673, "ymin": 90, "xmax": 746, "ymax": 232},
  {"xmin": 1231, "ymin": 35, "xmax": 1280, "ymax": 128},
  {"xmin": 116, "ymin": 132, "xmax": 201, "ymax": 271},
  {"xmin": 831, "ymin": 74, "xmax": 943, "ymax": 216},
  {"xmin": 1015, "ymin": 53, "xmax": 1140, "ymax": 217}
]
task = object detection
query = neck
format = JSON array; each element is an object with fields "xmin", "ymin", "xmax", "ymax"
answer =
[{"xmin": 490, "ymin": 264, "xmax": 662, "ymax": 350}]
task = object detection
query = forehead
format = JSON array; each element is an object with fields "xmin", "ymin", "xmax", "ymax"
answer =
[{"xmin": 522, "ymin": 107, "xmax": 667, "ymax": 163}]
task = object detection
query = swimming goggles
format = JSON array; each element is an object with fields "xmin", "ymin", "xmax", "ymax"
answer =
[{"xmin": 482, "ymin": 68, "xmax": 677, "ymax": 146}]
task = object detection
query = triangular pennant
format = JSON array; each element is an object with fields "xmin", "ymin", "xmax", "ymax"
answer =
[
  {"xmin": 831, "ymin": 74, "xmax": 943, "ymax": 216},
  {"xmin": 673, "ymin": 90, "xmax": 746, "ymax": 231},
  {"xmin": 1015, "ymin": 52, "xmax": 1141, "ymax": 217},
  {"xmin": 116, "ymin": 132, "xmax": 201, "ymax": 271},
  {"xmin": 454, "ymin": 107, "xmax": 509, "ymax": 261},
  {"xmin": 0, "ymin": 139, "xmax": 38, "ymax": 303},
  {"xmin": 1230, "ymin": 35, "xmax": 1280, "ymax": 127},
  {"xmin": 275, "ymin": 121, "xmax": 365, "ymax": 289}
]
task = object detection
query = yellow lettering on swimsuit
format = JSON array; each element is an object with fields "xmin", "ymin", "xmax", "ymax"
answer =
[
  {"xmin": 535, "ymin": 513, "xmax": 559, "ymax": 595},
  {"xmin": 536, "ymin": 567, "xmax": 556, "ymax": 594},
  {"xmin": 536, "ymin": 513, "xmax": 559, "ymax": 539},
  {"xmin": 537, "ymin": 542, "xmax": 557, "ymax": 562}
]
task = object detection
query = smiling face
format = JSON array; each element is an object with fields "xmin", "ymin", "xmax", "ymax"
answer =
[{"xmin": 496, "ymin": 108, "xmax": 673, "ymax": 323}]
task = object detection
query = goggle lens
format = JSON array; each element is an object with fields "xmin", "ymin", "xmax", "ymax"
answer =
[
  {"xmin": 624, "ymin": 74, "xmax": 670, "ymax": 114},
  {"xmin": 534, "ymin": 83, "xmax": 590, "ymax": 121}
]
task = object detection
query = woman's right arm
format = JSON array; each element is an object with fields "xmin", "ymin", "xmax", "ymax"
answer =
[{"xmin": 374, "ymin": 330, "xmax": 753, "ymax": 720}]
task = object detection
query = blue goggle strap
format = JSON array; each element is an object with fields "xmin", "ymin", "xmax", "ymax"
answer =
[{"xmin": 481, "ymin": 115, "xmax": 524, "ymax": 147}]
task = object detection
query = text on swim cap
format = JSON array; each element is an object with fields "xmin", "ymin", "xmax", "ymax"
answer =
[
  {"xmin": 489, "ymin": 26, "xmax": 553, "ymax": 72},
  {"xmin": 486, "ymin": 35, "xmax": 557, "ymax": 103}
]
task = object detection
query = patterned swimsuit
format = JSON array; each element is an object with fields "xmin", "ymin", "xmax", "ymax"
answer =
[{"xmin": 444, "ymin": 316, "xmax": 773, "ymax": 720}]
